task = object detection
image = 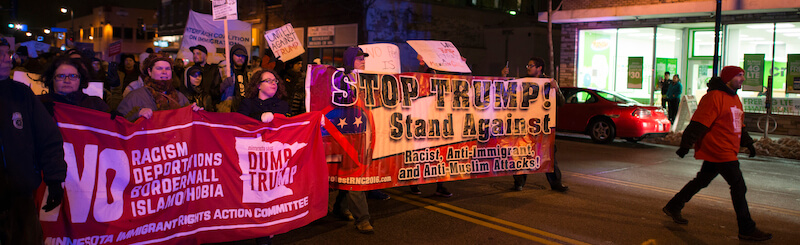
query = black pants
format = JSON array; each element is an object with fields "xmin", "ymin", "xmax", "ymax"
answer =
[
  {"xmin": 666, "ymin": 160, "xmax": 756, "ymax": 234},
  {"xmin": 513, "ymin": 160, "xmax": 562, "ymax": 188},
  {"xmin": 667, "ymin": 98, "xmax": 679, "ymax": 122},
  {"xmin": 0, "ymin": 193, "xmax": 43, "ymax": 244},
  {"xmin": 661, "ymin": 97, "xmax": 668, "ymax": 109}
]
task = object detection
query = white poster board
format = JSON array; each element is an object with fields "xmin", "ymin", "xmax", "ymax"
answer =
[
  {"xmin": 358, "ymin": 43, "xmax": 401, "ymax": 74},
  {"xmin": 177, "ymin": 11, "xmax": 252, "ymax": 65},
  {"xmin": 212, "ymin": 0, "xmax": 238, "ymax": 20},
  {"xmin": 13, "ymin": 71, "xmax": 47, "ymax": 95},
  {"xmin": 13, "ymin": 71, "xmax": 104, "ymax": 98},
  {"xmin": 407, "ymin": 40, "xmax": 471, "ymax": 74},
  {"xmin": 19, "ymin": 41, "xmax": 51, "ymax": 58},
  {"xmin": 265, "ymin": 23, "xmax": 304, "ymax": 62}
]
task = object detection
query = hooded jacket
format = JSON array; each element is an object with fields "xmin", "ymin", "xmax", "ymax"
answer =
[
  {"xmin": 180, "ymin": 66, "xmax": 217, "ymax": 112},
  {"xmin": 0, "ymin": 78, "xmax": 67, "ymax": 196},
  {"xmin": 679, "ymin": 77, "xmax": 754, "ymax": 162},
  {"xmin": 230, "ymin": 44, "xmax": 250, "ymax": 101}
]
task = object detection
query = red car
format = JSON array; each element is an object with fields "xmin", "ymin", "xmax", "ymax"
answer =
[{"xmin": 557, "ymin": 87, "xmax": 671, "ymax": 143}]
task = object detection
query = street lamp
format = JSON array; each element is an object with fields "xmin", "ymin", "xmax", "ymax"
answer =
[
  {"xmin": 60, "ymin": 7, "xmax": 75, "ymax": 41},
  {"xmin": 44, "ymin": 28, "xmax": 51, "ymax": 34}
]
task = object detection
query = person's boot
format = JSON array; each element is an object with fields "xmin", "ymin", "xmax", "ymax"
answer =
[
  {"xmin": 435, "ymin": 186, "xmax": 453, "ymax": 197},
  {"xmin": 355, "ymin": 220, "xmax": 375, "ymax": 234},
  {"xmin": 409, "ymin": 186, "xmax": 422, "ymax": 195},
  {"xmin": 738, "ymin": 228, "xmax": 772, "ymax": 241},
  {"xmin": 662, "ymin": 206, "xmax": 688, "ymax": 224}
]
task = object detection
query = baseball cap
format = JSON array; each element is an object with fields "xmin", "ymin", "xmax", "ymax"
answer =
[{"xmin": 189, "ymin": 45, "xmax": 208, "ymax": 54}]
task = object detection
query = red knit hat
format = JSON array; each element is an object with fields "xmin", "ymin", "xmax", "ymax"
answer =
[{"xmin": 720, "ymin": 66, "xmax": 744, "ymax": 83}]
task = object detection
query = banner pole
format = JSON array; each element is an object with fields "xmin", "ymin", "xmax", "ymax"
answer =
[{"xmin": 224, "ymin": 19, "xmax": 231, "ymax": 77}]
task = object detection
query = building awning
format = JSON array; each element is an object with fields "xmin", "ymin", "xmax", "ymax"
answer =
[{"xmin": 538, "ymin": 0, "xmax": 800, "ymax": 23}]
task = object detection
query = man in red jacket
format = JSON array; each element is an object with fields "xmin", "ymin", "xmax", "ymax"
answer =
[{"xmin": 662, "ymin": 66, "xmax": 771, "ymax": 241}]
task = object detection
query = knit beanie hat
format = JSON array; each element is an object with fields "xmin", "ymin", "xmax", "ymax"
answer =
[{"xmin": 720, "ymin": 66, "xmax": 744, "ymax": 83}]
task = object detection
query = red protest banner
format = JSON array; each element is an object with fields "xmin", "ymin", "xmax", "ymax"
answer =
[
  {"xmin": 38, "ymin": 103, "xmax": 328, "ymax": 244},
  {"xmin": 307, "ymin": 65, "xmax": 556, "ymax": 191}
]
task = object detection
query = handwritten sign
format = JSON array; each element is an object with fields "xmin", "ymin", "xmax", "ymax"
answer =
[
  {"xmin": 358, "ymin": 43, "xmax": 401, "ymax": 74},
  {"xmin": 265, "ymin": 23, "xmax": 304, "ymax": 62},
  {"xmin": 407, "ymin": 40, "xmax": 471, "ymax": 74},
  {"xmin": 212, "ymin": 0, "xmax": 238, "ymax": 20}
]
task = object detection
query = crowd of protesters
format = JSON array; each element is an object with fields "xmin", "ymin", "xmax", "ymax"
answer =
[{"xmin": 0, "ymin": 41, "xmax": 574, "ymax": 241}]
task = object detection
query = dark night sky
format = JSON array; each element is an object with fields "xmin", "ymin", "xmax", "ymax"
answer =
[{"xmin": 2, "ymin": 0, "xmax": 159, "ymax": 33}]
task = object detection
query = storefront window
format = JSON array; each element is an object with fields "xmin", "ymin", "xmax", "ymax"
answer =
[
  {"xmin": 577, "ymin": 29, "xmax": 617, "ymax": 91},
  {"xmin": 726, "ymin": 22, "xmax": 800, "ymax": 98},
  {"xmin": 577, "ymin": 28, "xmax": 653, "ymax": 103}
]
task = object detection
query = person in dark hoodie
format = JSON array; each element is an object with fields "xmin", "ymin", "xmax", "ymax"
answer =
[
  {"xmin": 281, "ymin": 56, "xmax": 306, "ymax": 116},
  {"xmin": 38, "ymin": 57, "xmax": 110, "ymax": 114},
  {"xmin": 222, "ymin": 44, "xmax": 250, "ymax": 112},
  {"xmin": 188, "ymin": 45, "xmax": 222, "ymax": 109},
  {"xmin": 0, "ymin": 36, "xmax": 67, "ymax": 244},
  {"xmin": 663, "ymin": 66, "xmax": 772, "ymax": 241},
  {"xmin": 180, "ymin": 66, "xmax": 217, "ymax": 112}
]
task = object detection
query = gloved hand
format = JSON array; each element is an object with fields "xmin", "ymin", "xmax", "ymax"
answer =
[
  {"xmin": 42, "ymin": 183, "xmax": 64, "ymax": 212},
  {"xmin": 747, "ymin": 145, "xmax": 756, "ymax": 158},
  {"xmin": 676, "ymin": 148, "xmax": 689, "ymax": 158}
]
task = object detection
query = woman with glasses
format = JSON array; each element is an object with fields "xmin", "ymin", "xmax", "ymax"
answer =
[
  {"xmin": 237, "ymin": 69, "xmax": 289, "ymax": 122},
  {"xmin": 38, "ymin": 57, "xmax": 109, "ymax": 115}
]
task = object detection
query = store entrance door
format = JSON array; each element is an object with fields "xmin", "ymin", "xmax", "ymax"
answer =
[{"xmin": 686, "ymin": 58, "xmax": 713, "ymax": 97}]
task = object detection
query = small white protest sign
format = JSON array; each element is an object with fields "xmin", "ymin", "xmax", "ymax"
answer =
[
  {"xmin": 358, "ymin": 43, "xmax": 401, "ymax": 74},
  {"xmin": 265, "ymin": 23, "xmax": 305, "ymax": 62},
  {"xmin": 407, "ymin": 40, "xmax": 471, "ymax": 73}
]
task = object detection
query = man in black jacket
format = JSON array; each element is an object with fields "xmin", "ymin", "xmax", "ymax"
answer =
[{"xmin": 0, "ymin": 36, "xmax": 67, "ymax": 244}]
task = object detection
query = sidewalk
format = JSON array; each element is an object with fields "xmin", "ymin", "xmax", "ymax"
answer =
[{"xmin": 644, "ymin": 131, "xmax": 800, "ymax": 160}]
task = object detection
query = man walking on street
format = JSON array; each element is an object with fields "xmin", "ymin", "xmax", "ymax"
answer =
[{"xmin": 663, "ymin": 66, "xmax": 772, "ymax": 241}]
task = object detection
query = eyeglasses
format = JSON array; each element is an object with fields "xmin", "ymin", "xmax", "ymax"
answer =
[
  {"xmin": 55, "ymin": 74, "xmax": 81, "ymax": 81},
  {"xmin": 526, "ymin": 64, "xmax": 537, "ymax": 69},
  {"xmin": 261, "ymin": 78, "xmax": 279, "ymax": 85}
]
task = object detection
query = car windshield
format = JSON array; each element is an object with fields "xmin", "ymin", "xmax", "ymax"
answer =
[{"xmin": 595, "ymin": 91, "xmax": 641, "ymax": 105}]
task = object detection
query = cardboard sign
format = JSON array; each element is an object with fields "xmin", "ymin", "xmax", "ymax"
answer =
[
  {"xmin": 265, "ymin": 23, "xmax": 304, "ymax": 62},
  {"xmin": 407, "ymin": 40, "xmax": 471, "ymax": 74},
  {"xmin": 212, "ymin": 0, "xmax": 238, "ymax": 20},
  {"xmin": 358, "ymin": 43, "xmax": 401, "ymax": 74},
  {"xmin": 108, "ymin": 40, "xmax": 123, "ymax": 57}
]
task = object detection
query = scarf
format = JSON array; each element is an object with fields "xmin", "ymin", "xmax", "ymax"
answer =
[{"xmin": 145, "ymin": 77, "xmax": 183, "ymax": 111}]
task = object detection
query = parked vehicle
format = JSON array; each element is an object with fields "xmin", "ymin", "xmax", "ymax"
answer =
[{"xmin": 557, "ymin": 87, "xmax": 671, "ymax": 143}]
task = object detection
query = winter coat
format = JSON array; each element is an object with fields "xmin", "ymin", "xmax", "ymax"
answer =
[
  {"xmin": 0, "ymin": 78, "xmax": 67, "ymax": 196},
  {"xmin": 38, "ymin": 91, "xmax": 110, "ymax": 116},
  {"xmin": 237, "ymin": 97, "xmax": 290, "ymax": 121}
]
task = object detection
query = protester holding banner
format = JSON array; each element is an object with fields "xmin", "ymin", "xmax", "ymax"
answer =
[
  {"xmin": 0, "ymin": 36, "xmax": 67, "ymax": 244},
  {"xmin": 407, "ymin": 53, "xmax": 456, "ymax": 197},
  {"xmin": 328, "ymin": 46, "xmax": 375, "ymax": 234},
  {"xmin": 179, "ymin": 66, "xmax": 217, "ymax": 112},
  {"xmin": 504, "ymin": 57, "xmax": 568, "ymax": 192},
  {"xmin": 37, "ymin": 57, "xmax": 110, "ymax": 115},
  {"xmin": 188, "ymin": 45, "xmax": 223, "ymax": 112},
  {"xmin": 117, "ymin": 55, "xmax": 200, "ymax": 121},
  {"xmin": 237, "ymin": 69, "xmax": 290, "ymax": 122}
]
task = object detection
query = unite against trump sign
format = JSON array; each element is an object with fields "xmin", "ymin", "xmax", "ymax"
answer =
[
  {"xmin": 38, "ymin": 104, "xmax": 328, "ymax": 245},
  {"xmin": 307, "ymin": 65, "xmax": 556, "ymax": 191}
]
